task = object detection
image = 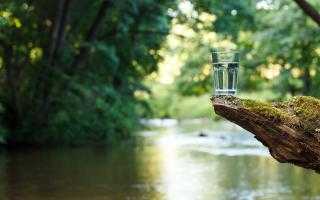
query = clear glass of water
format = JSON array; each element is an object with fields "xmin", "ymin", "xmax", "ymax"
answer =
[{"xmin": 212, "ymin": 49, "xmax": 239, "ymax": 96}]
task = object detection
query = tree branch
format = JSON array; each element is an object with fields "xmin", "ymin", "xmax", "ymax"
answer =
[
  {"xmin": 293, "ymin": 0, "xmax": 320, "ymax": 26},
  {"xmin": 70, "ymin": 0, "xmax": 113, "ymax": 72},
  {"xmin": 212, "ymin": 96, "xmax": 320, "ymax": 173},
  {"xmin": 32, "ymin": 0, "xmax": 73, "ymax": 128},
  {"xmin": 49, "ymin": 0, "xmax": 72, "ymax": 65}
]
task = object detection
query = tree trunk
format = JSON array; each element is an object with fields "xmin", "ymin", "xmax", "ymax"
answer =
[
  {"xmin": 293, "ymin": 0, "xmax": 320, "ymax": 26},
  {"xmin": 212, "ymin": 95, "xmax": 320, "ymax": 173},
  {"xmin": 5, "ymin": 65, "xmax": 21, "ymax": 131},
  {"xmin": 69, "ymin": 0, "xmax": 113, "ymax": 73},
  {"xmin": 35, "ymin": 0, "xmax": 73, "ymax": 128},
  {"xmin": 0, "ymin": 40, "xmax": 21, "ymax": 132},
  {"xmin": 48, "ymin": 0, "xmax": 72, "ymax": 65}
]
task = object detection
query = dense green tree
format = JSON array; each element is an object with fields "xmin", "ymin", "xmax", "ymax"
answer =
[
  {"xmin": 253, "ymin": 0, "xmax": 320, "ymax": 96},
  {"xmin": 173, "ymin": 0, "xmax": 320, "ymax": 99},
  {"xmin": 173, "ymin": 0, "xmax": 258, "ymax": 96},
  {"xmin": 0, "ymin": 0, "xmax": 177, "ymax": 144},
  {"xmin": 192, "ymin": 0, "xmax": 257, "ymax": 38}
]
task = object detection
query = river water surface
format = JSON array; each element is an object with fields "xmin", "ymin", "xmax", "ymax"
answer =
[{"xmin": 0, "ymin": 119, "xmax": 319, "ymax": 200}]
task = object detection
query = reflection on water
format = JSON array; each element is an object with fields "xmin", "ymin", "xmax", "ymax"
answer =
[{"xmin": 0, "ymin": 119, "xmax": 320, "ymax": 200}]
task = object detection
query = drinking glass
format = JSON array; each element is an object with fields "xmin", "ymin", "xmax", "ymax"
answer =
[{"xmin": 212, "ymin": 49, "xmax": 239, "ymax": 96}]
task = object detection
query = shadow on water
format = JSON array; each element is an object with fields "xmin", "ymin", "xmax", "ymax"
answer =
[
  {"xmin": 0, "ymin": 144, "xmax": 164, "ymax": 200},
  {"xmin": 0, "ymin": 119, "xmax": 319, "ymax": 200}
]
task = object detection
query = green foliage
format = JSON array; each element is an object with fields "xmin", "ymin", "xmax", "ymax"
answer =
[
  {"xmin": 144, "ymin": 0, "xmax": 320, "ymax": 120},
  {"xmin": 172, "ymin": 0, "xmax": 260, "ymax": 97},
  {"xmin": 193, "ymin": 0, "xmax": 256, "ymax": 37},
  {"xmin": 171, "ymin": 0, "xmax": 320, "ymax": 100},
  {"xmin": 175, "ymin": 46, "xmax": 212, "ymax": 96},
  {"xmin": 145, "ymin": 83, "xmax": 215, "ymax": 119},
  {"xmin": 0, "ymin": 0, "xmax": 177, "ymax": 145},
  {"xmin": 48, "ymin": 86, "xmax": 139, "ymax": 144},
  {"xmin": 2, "ymin": 0, "xmax": 320, "ymax": 144},
  {"xmin": 252, "ymin": 0, "xmax": 320, "ymax": 96},
  {"xmin": 171, "ymin": 94, "xmax": 213, "ymax": 119}
]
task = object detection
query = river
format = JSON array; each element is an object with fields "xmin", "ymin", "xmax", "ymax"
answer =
[{"xmin": 0, "ymin": 119, "xmax": 319, "ymax": 200}]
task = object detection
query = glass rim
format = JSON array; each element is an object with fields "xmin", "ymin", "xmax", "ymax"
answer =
[
  {"xmin": 211, "ymin": 49, "xmax": 239, "ymax": 54},
  {"xmin": 212, "ymin": 61, "xmax": 239, "ymax": 65},
  {"xmin": 211, "ymin": 49, "xmax": 239, "ymax": 65}
]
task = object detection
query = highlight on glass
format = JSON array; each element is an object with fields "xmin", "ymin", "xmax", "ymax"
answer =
[{"xmin": 211, "ymin": 49, "xmax": 239, "ymax": 96}]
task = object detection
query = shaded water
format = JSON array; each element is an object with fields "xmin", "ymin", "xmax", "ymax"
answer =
[{"xmin": 0, "ymin": 119, "xmax": 319, "ymax": 200}]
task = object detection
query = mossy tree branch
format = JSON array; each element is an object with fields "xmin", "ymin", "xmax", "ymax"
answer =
[{"xmin": 211, "ymin": 96, "xmax": 320, "ymax": 172}]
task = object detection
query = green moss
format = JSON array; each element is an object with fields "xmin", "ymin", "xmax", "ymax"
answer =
[
  {"xmin": 286, "ymin": 96, "xmax": 320, "ymax": 133},
  {"xmin": 242, "ymin": 99, "xmax": 296, "ymax": 123},
  {"xmin": 289, "ymin": 96, "xmax": 320, "ymax": 121},
  {"xmin": 240, "ymin": 96, "xmax": 320, "ymax": 134}
]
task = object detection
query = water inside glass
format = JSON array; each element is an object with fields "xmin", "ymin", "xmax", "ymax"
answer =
[{"xmin": 212, "ymin": 50, "xmax": 239, "ymax": 96}]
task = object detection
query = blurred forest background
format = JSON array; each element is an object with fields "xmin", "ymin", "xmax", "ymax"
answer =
[{"xmin": 0, "ymin": 0, "xmax": 319, "ymax": 145}]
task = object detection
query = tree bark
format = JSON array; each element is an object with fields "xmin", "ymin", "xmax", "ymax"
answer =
[
  {"xmin": 293, "ymin": 0, "xmax": 320, "ymax": 26},
  {"xmin": 1, "ymin": 40, "xmax": 21, "ymax": 131},
  {"xmin": 48, "ymin": 0, "xmax": 72, "ymax": 65},
  {"xmin": 70, "ymin": 0, "xmax": 113, "ymax": 73},
  {"xmin": 211, "ymin": 96, "xmax": 320, "ymax": 173},
  {"xmin": 35, "ymin": 0, "xmax": 73, "ymax": 128}
]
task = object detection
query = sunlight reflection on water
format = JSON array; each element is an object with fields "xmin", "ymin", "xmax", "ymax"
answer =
[
  {"xmin": 0, "ymin": 119, "xmax": 319, "ymax": 200},
  {"xmin": 143, "ymin": 119, "xmax": 320, "ymax": 200}
]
